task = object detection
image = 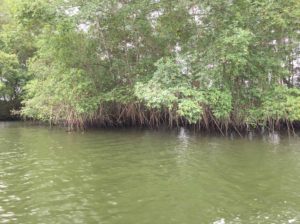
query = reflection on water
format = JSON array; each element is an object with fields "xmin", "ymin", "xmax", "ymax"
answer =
[
  {"xmin": 1, "ymin": 122, "xmax": 300, "ymax": 223},
  {"xmin": 266, "ymin": 131, "xmax": 281, "ymax": 145},
  {"xmin": 176, "ymin": 127, "xmax": 189, "ymax": 149},
  {"xmin": 213, "ymin": 218, "xmax": 225, "ymax": 224}
]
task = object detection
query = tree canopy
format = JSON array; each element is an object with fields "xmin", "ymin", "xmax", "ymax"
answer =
[{"xmin": 0, "ymin": 0, "xmax": 299, "ymax": 131}]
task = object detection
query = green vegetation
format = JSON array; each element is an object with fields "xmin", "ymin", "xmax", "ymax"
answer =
[{"xmin": 0, "ymin": 0, "xmax": 299, "ymax": 132}]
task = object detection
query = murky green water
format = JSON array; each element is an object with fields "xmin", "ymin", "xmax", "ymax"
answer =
[{"xmin": 1, "ymin": 122, "xmax": 300, "ymax": 223}]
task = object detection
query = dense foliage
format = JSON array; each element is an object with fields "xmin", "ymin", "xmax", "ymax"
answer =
[{"xmin": 0, "ymin": 0, "xmax": 299, "ymax": 132}]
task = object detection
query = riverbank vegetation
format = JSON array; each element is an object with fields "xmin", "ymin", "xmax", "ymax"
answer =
[{"xmin": 0, "ymin": 0, "xmax": 300, "ymax": 133}]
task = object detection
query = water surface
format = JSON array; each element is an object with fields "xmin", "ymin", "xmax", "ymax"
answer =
[{"xmin": 1, "ymin": 122, "xmax": 300, "ymax": 223}]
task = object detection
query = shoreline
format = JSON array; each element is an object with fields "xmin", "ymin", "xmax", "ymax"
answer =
[{"xmin": 1, "ymin": 120, "xmax": 299, "ymax": 138}]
